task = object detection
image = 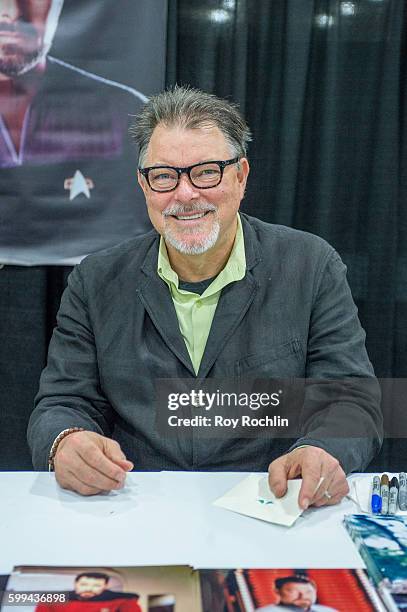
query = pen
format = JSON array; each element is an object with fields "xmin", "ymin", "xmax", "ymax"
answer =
[
  {"xmin": 380, "ymin": 474, "xmax": 389, "ymax": 515},
  {"xmin": 389, "ymin": 477, "xmax": 399, "ymax": 514},
  {"xmin": 399, "ymin": 472, "xmax": 407, "ymax": 511},
  {"xmin": 371, "ymin": 475, "xmax": 382, "ymax": 514}
]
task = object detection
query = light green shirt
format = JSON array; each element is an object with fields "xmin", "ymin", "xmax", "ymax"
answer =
[{"xmin": 157, "ymin": 213, "xmax": 246, "ymax": 374}]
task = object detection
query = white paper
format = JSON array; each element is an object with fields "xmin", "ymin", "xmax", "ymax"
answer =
[
  {"xmin": 349, "ymin": 475, "xmax": 407, "ymax": 515},
  {"xmin": 213, "ymin": 474, "xmax": 304, "ymax": 527}
]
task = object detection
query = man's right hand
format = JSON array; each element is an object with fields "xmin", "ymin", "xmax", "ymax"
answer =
[{"xmin": 54, "ymin": 431, "xmax": 133, "ymax": 496}]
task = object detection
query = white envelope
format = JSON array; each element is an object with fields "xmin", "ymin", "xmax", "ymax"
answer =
[{"xmin": 213, "ymin": 474, "xmax": 304, "ymax": 527}]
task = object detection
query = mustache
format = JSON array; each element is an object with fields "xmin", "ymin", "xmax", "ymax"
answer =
[
  {"xmin": 163, "ymin": 202, "xmax": 216, "ymax": 216},
  {"xmin": 0, "ymin": 21, "xmax": 38, "ymax": 38}
]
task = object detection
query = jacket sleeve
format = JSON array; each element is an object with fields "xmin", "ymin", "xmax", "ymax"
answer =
[
  {"xmin": 289, "ymin": 249, "xmax": 383, "ymax": 473},
  {"xmin": 27, "ymin": 264, "xmax": 115, "ymax": 470}
]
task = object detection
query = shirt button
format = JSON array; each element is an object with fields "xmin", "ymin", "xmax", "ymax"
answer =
[{"xmin": 196, "ymin": 300, "xmax": 202, "ymax": 308}]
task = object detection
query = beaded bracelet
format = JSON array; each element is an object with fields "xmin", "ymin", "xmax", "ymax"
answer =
[{"xmin": 48, "ymin": 427, "xmax": 84, "ymax": 471}]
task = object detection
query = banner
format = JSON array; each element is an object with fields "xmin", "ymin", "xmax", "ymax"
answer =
[{"xmin": 0, "ymin": 0, "xmax": 167, "ymax": 265}]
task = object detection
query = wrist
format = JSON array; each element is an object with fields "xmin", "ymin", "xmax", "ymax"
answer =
[{"xmin": 48, "ymin": 428, "xmax": 84, "ymax": 471}]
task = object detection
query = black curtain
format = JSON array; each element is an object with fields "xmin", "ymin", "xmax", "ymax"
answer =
[
  {"xmin": 1, "ymin": 0, "xmax": 405, "ymax": 469},
  {"xmin": 0, "ymin": 266, "xmax": 72, "ymax": 469}
]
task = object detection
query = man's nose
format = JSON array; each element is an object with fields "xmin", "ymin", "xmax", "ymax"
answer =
[
  {"xmin": 173, "ymin": 172, "xmax": 200, "ymax": 200},
  {"xmin": 0, "ymin": 0, "xmax": 20, "ymax": 21}
]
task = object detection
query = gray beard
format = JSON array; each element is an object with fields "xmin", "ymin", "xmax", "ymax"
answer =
[
  {"xmin": 164, "ymin": 218, "xmax": 221, "ymax": 255},
  {"xmin": 0, "ymin": 46, "xmax": 44, "ymax": 77}
]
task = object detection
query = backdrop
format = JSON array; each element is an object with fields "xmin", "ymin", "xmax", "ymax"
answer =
[
  {"xmin": 1, "ymin": 0, "xmax": 405, "ymax": 469},
  {"xmin": 0, "ymin": 0, "xmax": 166, "ymax": 265}
]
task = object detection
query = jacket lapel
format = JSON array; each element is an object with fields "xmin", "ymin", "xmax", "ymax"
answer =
[
  {"xmin": 197, "ymin": 271, "xmax": 258, "ymax": 378},
  {"xmin": 197, "ymin": 215, "xmax": 261, "ymax": 378},
  {"xmin": 137, "ymin": 239, "xmax": 195, "ymax": 375}
]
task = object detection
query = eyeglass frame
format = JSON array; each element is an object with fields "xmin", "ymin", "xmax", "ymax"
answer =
[{"xmin": 138, "ymin": 157, "xmax": 240, "ymax": 192}]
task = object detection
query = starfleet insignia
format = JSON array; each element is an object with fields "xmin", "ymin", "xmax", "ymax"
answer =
[
  {"xmin": 257, "ymin": 498, "xmax": 273, "ymax": 505},
  {"xmin": 64, "ymin": 170, "xmax": 94, "ymax": 201}
]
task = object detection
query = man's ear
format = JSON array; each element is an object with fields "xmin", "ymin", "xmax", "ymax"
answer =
[
  {"xmin": 237, "ymin": 157, "xmax": 250, "ymax": 198},
  {"xmin": 137, "ymin": 171, "xmax": 149, "ymax": 198}
]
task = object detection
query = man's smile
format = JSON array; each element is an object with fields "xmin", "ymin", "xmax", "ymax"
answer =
[{"xmin": 169, "ymin": 210, "xmax": 213, "ymax": 223}]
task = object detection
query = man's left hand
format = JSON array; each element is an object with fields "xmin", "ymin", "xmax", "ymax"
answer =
[{"xmin": 268, "ymin": 446, "xmax": 349, "ymax": 509}]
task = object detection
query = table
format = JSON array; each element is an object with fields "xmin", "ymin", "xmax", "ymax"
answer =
[{"xmin": 0, "ymin": 471, "xmax": 366, "ymax": 574}]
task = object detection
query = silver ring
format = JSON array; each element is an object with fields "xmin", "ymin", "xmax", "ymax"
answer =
[{"xmin": 324, "ymin": 490, "xmax": 332, "ymax": 500}]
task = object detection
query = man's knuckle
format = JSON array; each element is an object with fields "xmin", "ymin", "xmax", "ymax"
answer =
[
  {"xmin": 303, "ymin": 465, "xmax": 321, "ymax": 479},
  {"xmin": 77, "ymin": 483, "xmax": 95, "ymax": 496},
  {"xmin": 92, "ymin": 454, "xmax": 108, "ymax": 472},
  {"xmin": 68, "ymin": 432, "xmax": 83, "ymax": 448},
  {"xmin": 82, "ymin": 445, "xmax": 100, "ymax": 462},
  {"xmin": 85, "ymin": 472, "xmax": 103, "ymax": 489},
  {"xmin": 329, "ymin": 457, "xmax": 340, "ymax": 470},
  {"xmin": 304, "ymin": 446, "xmax": 322, "ymax": 457}
]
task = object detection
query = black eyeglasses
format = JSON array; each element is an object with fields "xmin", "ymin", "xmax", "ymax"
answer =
[{"xmin": 138, "ymin": 157, "xmax": 240, "ymax": 192}]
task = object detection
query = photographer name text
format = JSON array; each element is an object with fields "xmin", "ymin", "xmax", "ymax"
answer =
[{"xmin": 168, "ymin": 415, "xmax": 288, "ymax": 428}]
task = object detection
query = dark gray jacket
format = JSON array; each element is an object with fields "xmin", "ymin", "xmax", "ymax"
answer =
[{"xmin": 28, "ymin": 214, "xmax": 382, "ymax": 472}]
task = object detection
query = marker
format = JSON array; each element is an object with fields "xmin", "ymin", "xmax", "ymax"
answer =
[
  {"xmin": 389, "ymin": 477, "xmax": 399, "ymax": 514},
  {"xmin": 371, "ymin": 475, "xmax": 382, "ymax": 513},
  {"xmin": 380, "ymin": 474, "xmax": 389, "ymax": 515},
  {"xmin": 399, "ymin": 473, "xmax": 407, "ymax": 511}
]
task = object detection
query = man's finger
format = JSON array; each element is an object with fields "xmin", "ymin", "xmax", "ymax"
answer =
[
  {"xmin": 268, "ymin": 458, "xmax": 288, "ymax": 498},
  {"xmin": 312, "ymin": 491, "xmax": 344, "ymax": 507},
  {"xmin": 312, "ymin": 474, "xmax": 349, "ymax": 507},
  {"xmin": 312, "ymin": 480, "xmax": 350, "ymax": 507},
  {"xmin": 72, "ymin": 458, "xmax": 125, "ymax": 491},
  {"xmin": 55, "ymin": 464, "xmax": 104, "ymax": 496},
  {"xmin": 311, "ymin": 468, "xmax": 338, "ymax": 505},
  {"xmin": 77, "ymin": 442, "xmax": 127, "ymax": 483},
  {"xmin": 298, "ymin": 466, "xmax": 323, "ymax": 509},
  {"xmin": 103, "ymin": 442, "xmax": 134, "ymax": 475},
  {"xmin": 64, "ymin": 470, "xmax": 106, "ymax": 497},
  {"xmin": 56, "ymin": 447, "xmax": 125, "ymax": 492},
  {"xmin": 114, "ymin": 458, "xmax": 134, "ymax": 471},
  {"xmin": 103, "ymin": 440, "xmax": 133, "ymax": 470}
]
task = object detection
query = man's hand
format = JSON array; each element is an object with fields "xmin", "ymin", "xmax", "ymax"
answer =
[
  {"xmin": 54, "ymin": 431, "xmax": 133, "ymax": 496},
  {"xmin": 268, "ymin": 446, "xmax": 349, "ymax": 509}
]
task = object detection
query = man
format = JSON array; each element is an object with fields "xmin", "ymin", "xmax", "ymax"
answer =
[
  {"xmin": 35, "ymin": 572, "xmax": 141, "ymax": 612},
  {"xmin": 0, "ymin": 0, "xmax": 152, "ymax": 265},
  {"xmin": 256, "ymin": 576, "xmax": 337, "ymax": 611},
  {"xmin": 28, "ymin": 85, "xmax": 382, "ymax": 506}
]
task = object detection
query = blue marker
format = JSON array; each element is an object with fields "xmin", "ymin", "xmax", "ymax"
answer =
[{"xmin": 371, "ymin": 475, "xmax": 382, "ymax": 513}]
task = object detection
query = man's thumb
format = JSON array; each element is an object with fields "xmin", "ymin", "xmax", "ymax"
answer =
[
  {"xmin": 115, "ymin": 458, "xmax": 134, "ymax": 471},
  {"xmin": 104, "ymin": 441, "xmax": 133, "ymax": 471}
]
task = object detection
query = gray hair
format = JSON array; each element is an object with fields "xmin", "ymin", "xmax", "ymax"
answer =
[{"xmin": 130, "ymin": 85, "xmax": 252, "ymax": 166}]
